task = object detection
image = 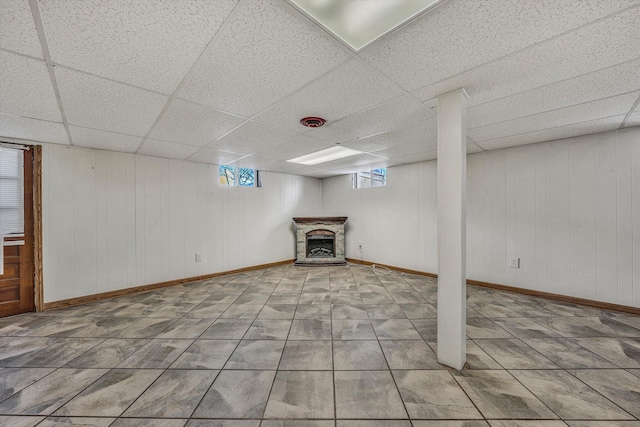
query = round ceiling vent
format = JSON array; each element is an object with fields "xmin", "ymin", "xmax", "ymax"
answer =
[{"xmin": 300, "ymin": 117, "xmax": 326, "ymax": 128}]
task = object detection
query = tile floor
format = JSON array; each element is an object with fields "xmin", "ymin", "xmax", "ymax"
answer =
[{"xmin": 0, "ymin": 263, "xmax": 639, "ymax": 427}]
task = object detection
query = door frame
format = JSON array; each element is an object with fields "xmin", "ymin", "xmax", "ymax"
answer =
[
  {"xmin": 0, "ymin": 141, "xmax": 43, "ymax": 314},
  {"xmin": 33, "ymin": 145, "xmax": 44, "ymax": 311}
]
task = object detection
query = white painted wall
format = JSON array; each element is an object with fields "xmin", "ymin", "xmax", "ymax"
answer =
[
  {"xmin": 41, "ymin": 144, "xmax": 322, "ymax": 303},
  {"xmin": 323, "ymin": 127, "xmax": 640, "ymax": 308}
]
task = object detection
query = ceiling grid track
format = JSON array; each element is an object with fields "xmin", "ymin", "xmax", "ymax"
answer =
[
  {"xmin": 28, "ymin": 0, "xmax": 74, "ymax": 146},
  {"xmin": 134, "ymin": 0, "xmax": 250, "ymax": 155},
  {"xmin": 620, "ymin": 93, "xmax": 640, "ymax": 129}
]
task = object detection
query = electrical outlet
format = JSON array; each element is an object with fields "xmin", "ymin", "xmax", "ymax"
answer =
[
  {"xmin": 510, "ymin": 257, "xmax": 520, "ymax": 268},
  {"xmin": 196, "ymin": 253, "xmax": 203, "ymax": 262}
]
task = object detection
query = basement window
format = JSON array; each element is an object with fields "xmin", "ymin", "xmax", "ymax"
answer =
[
  {"xmin": 353, "ymin": 168, "xmax": 386, "ymax": 189},
  {"xmin": 219, "ymin": 165, "xmax": 261, "ymax": 187}
]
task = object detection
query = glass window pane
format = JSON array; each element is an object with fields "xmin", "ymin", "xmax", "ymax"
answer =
[
  {"xmin": 219, "ymin": 165, "xmax": 235, "ymax": 186},
  {"xmin": 238, "ymin": 168, "xmax": 255, "ymax": 187},
  {"xmin": 371, "ymin": 168, "xmax": 386, "ymax": 187}
]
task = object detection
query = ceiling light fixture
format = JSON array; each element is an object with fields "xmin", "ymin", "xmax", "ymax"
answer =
[
  {"xmin": 288, "ymin": 0, "xmax": 446, "ymax": 52},
  {"xmin": 287, "ymin": 146, "xmax": 361, "ymax": 165}
]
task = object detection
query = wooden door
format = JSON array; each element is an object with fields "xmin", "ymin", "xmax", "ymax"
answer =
[{"xmin": 0, "ymin": 148, "xmax": 35, "ymax": 317}]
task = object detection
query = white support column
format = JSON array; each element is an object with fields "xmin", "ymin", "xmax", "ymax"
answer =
[{"xmin": 436, "ymin": 88, "xmax": 468, "ymax": 370}]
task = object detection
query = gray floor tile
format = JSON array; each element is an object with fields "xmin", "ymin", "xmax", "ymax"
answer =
[
  {"xmin": 0, "ymin": 368, "xmax": 107, "ymax": 415},
  {"xmin": 39, "ymin": 417, "xmax": 115, "ymax": 426},
  {"xmin": 155, "ymin": 318, "xmax": 214, "ymax": 339},
  {"xmin": 333, "ymin": 340, "xmax": 387, "ymax": 370},
  {"xmin": 2, "ymin": 337, "xmax": 103, "ymax": 367},
  {"xmin": 279, "ymin": 340, "xmax": 333, "ymax": 370},
  {"xmin": 200, "ymin": 319, "xmax": 253, "ymax": 339},
  {"xmin": 64, "ymin": 338, "xmax": 149, "ymax": 368},
  {"xmin": 331, "ymin": 304, "xmax": 368, "ymax": 320},
  {"xmin": 53, "ymin": 369, "xmax": 163, "ymax": 417},
  {"xmin": 572, "ymin": 369, "xmax": 640, "ymax": 418},
  {"xmin": 572, "ymin": 337, "xmax": 640, "ymax": 368},
  {"xmin": 393, "ymin": 370, "xmax": 481, "ymax": 419},
  {"xmin": 123, "ymin": 369, "xmax": 218, "ymax": 418},
  {"xmin": 334, "ymin": 370, "xmax": 408, "ymax": 419},
  {"xmin": 170, "ymin": 339, "xmax": 238, "ymax": 369},
  {"xmin": 332, "ymin": 319, "xmax": 376, "ymax": 340},
  {"xmin": 117, "ymin": 339, "xmax": 193, "ymax": 368},
  {"xmin": 244, "ymin": 320, "xmax": 292, "ymax": 340},
  {"xmin": 289, "ymin": 319, "xmax": 332, "ymax": 340},
  {"xmin": 264, "ymin": 371, "xmax": 334, "ymax": 418},
  {"xmin": 116, "ymin": 318, "xmax": 178, "ymax": 338},
  {"xmin": 473, "ymin": 339, "xmax": 559, "ymax": 369},
  {"xmin": 224, "ymin": 340, "xmax": 285, "ymax": 369},
  {"xmin": 511, "ymin": 369, "xmax": 633, "ymax": 420},
  {"xmin": 522, "ymin": 338, "xmax": 618, "ymax": 369},
  {"xmin": 0, "ymin": 416, "xmax": 46, "ymax": 427},
  {"xmin": 1, "ymin": 264, "xmax": 637, "ymax": 425},
  {"xmin": 294, "ymin": 304, "xmax": 331, "ymax": 319},
  {"xmin": 372, "ymin": 319, "xmax": 422, "ymax": 340},
  {"xmin": 192, "ymin": 370, "xmax": 275, "ymax": 418},
  {"xmin": 113, "ymin": 419, "xmax": 187, "ymax": 427},
  {"xmin": 492, "ymin": 318, "xmax": 561, "ymax": 339},
  {"xmin": 465, "ymin": 318, "xmax": 513, "ymax": 339},
  {"xmin": 379, "ymin": 340, "xmax": 443, "ymax": 369},
  {"xmin": 451, "ymin": 370, "xmax": 556, "ymax": 419},
  {"xmin": 257, "ymin": 304, "xmax": 296, "ymax": 319},
  {"xmin": 0, "ymin": 367, "xmax": 56, "ymax": 401}
]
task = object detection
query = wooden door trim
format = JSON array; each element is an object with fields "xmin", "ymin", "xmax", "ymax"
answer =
[{"xmin": 33, "ymin": 145, "xmax": 44, "ymax": 312}]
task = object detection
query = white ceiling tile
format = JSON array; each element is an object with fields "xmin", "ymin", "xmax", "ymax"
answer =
[
  {"xmin": 413, "ymin": 8, "xmax": 640, "ymax": 106},
  {"xmin": 478, "ymin": 115, "xmax": 625, "ymax": 151},
  {"xmin": 0, "ymin": 114, "xmax": 68, "ymax": 144},
  {"xmin": 466, "ymin": 142, "xmax": 485, "ymax": 154},
  {"xmin": 469, "ymin": 92, "xmax": 639, "ymax": 142},
  {"xmin": 361, "ymin": 0, "xmax": 638, "ymax": 92},
  {"xmin": 261, "ymin": 160, "xmax": 307, "ymax": 174},
  {"xmin": 309, "ymin": 94, "xmax": 433, "ymax": 144},
  {"xmin": 372, "ymin": 137, "xmax": 437, "ymax": 159},
  {"xmin": 177, "ymin": 0, "xmax": 351, "ymax": 117},
  {"xmin": 38, "ymin": 0, "xmax": 237, "ymax": 94},
  {"xmin": 254, "ymin": 134, "xmax": 335, "ymax": 161},
  {"xmin": 227, "ymin": 155, "xmax": 280, "ymax": 170},
  {"xmin": 138, "ymin": 138, "xmax": 200, "ymax": 160},
  {"xmin": 70, "ymin": 126, "xmax": 142, "ymax": 153},
  {"xmin": 209, "ymin": 120, "xmax": 297, "ymax": 155},
  {"xmin": 0, "ymin": 51, "xmax": 60, "ymax": 121},
  {"xmin": 392, "ymin": 150, "xmax": 438, "ymax": 164},
  {"xmin": 624, "ymin": 113, "xmax": 640, "ymax": 127},
  {"xmin": 55, "ymin": 67, "xmax": 168, "ymax": 136},
  {"xmin": 342, "ymin": 120, "xmax": 437, "ymax": 153},
  {"xmin": 150, "ymin": 98, "xmax": 246, "ymax": 147},
  {"xmin": 0, "ymin": 0, "xmax": 43, "ymax": 58},
  {"xmin": 467, "ymin": 58, "xmax": 640, "ymax": 129},
  {"xmin": 254, "ymin": 59, "xmax": 406, "ymax": 132},
  {"xmin": 187, "ymin": 148, "xmax": 244, "ymax": 165}
]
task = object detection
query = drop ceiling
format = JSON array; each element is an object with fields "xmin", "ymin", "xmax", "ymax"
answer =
[{"xmin": 1, "ymin": 0, "xmax": 639, "ymax": 179}]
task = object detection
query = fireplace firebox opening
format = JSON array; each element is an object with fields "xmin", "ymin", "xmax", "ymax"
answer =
[{"xmin": 306, "ymin": 230, "xmax": 335, "ymax": 258}]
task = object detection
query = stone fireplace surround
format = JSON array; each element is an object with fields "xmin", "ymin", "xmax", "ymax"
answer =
[{"xmin": 293, "ymin": 217, "xmax": 347, "ymax": 266}]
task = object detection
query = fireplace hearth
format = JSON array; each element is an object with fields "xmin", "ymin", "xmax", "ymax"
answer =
[{"xmin": 293, "ymin": 217, "xmax": 347, "ymax": 266}]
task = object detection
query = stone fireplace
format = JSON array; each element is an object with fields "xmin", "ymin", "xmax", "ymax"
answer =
[{"xmin": 293, "ymin": 217, "xmax": 347, "ymax": 266}]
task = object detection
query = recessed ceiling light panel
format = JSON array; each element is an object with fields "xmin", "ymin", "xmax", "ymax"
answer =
[
  {"xmin": 287, "ymin": 146, "xmax": 361, "ymax": 165},
  {"xmin": 288, "ymin": 0, "xmax": 446, "ymax": 51}
]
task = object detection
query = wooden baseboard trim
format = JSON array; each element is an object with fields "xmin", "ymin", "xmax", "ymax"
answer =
[
  {"xmin": 346, "ymin": 258, "xmax": 438, "ymax": 278},
  {"xmin": 43, "ymin": 259, "xmax": 295, "ymax": 311},
  {"xmin": 466, "ymin": 279, "xmax": 640, "ymax": 315},
  {"xmin": 346, "ymin": 258, "xmax": 639, "ymax": 315}
]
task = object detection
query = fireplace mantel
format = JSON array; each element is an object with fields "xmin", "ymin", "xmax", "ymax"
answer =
[{"xmin": 293, "ymin": 217, "xmax": 347, "ymax": 266}]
